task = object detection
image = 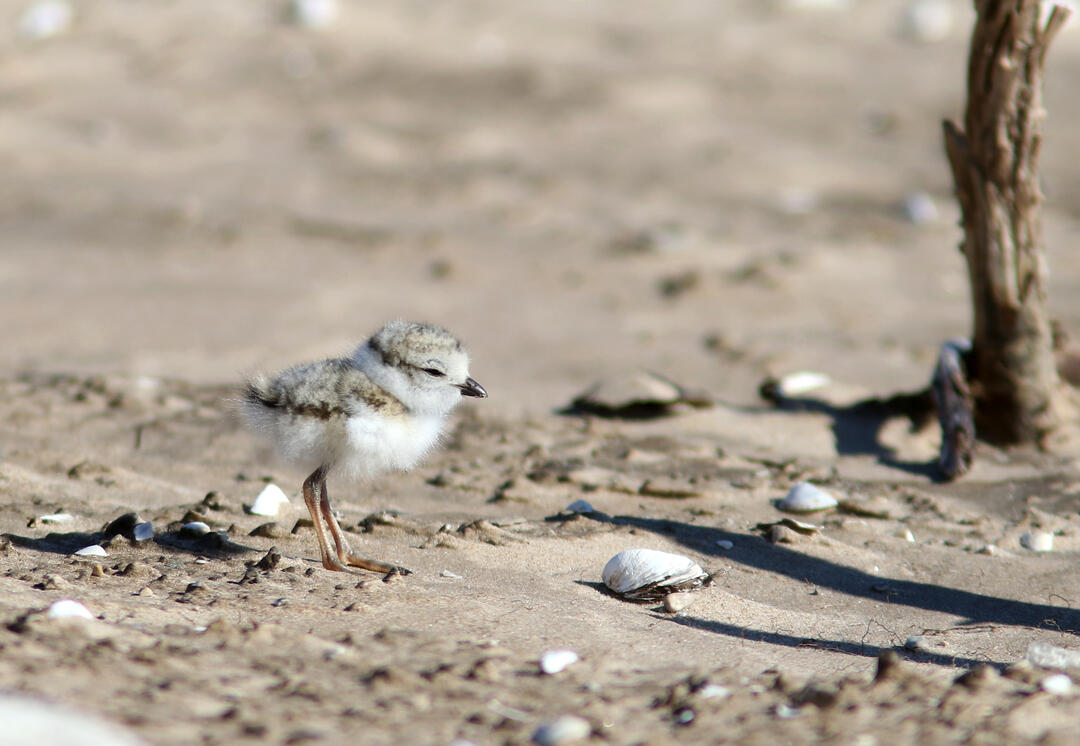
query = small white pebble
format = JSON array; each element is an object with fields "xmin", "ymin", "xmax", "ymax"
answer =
[
  {"xmin": 539, "ymin": 649, "xmax": 580, "ymax": 675},
  {"xmin": 896, "ymin": 528, "xmax": 915, "ymax": 542},
  {"xmin": 440, "ymin": 570, "xmax": 462, "ymax": 579},
  {"xmin": 46, "ymin": 599, "xmax": 93, "ymax": 620},
  {"xmin": 774, "ymin": 703, "xmax": 801, "ymax": 719},
  {"xmin": 73, "ymin": 545, "xmax": 107, "ymax": 557},
  {"xmin": 663, "ymin": 592, "xmax": 697, "ymax": 613},
  {"xmin": 715, "ymin": 539, "xmax": 734, "ymax": 550},
  {"xmin": 698, "ymin": 683, "xmax": 731, "ymax": 699},
  {"xmin": 16, "ymin": 0, "xmax": 73, "ymax": 41},
  {"xmin": 39, "ymin": 513, "xmax": 75, "ymax": 524},
  {"xmin": 905, "ymin": 635, "xmax": 925, "ymax": 650},
  {"xmin": 248, "ymin": 484, "xmax": 290, "ymax": 517},
  {"xmin": 777, "ymin": 371, "xmax": 830, "ymax": 396}
]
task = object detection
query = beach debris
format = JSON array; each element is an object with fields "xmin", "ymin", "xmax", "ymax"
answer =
[
  {"xmin": 532, "ymin": 715, "xmax": 590, "ymax": 746},
  {"xmin": 285, "ymin": 0, "xmax": 339, "ymax": 29},
  {"xmin": 1041, "ymin": 673, "xmax": 1073, "ymax": 695},
  {"xmin": 247, "ymin": 484, "xmax": 290, "ymax": 517},
  {"xmin": 439, "ymin": 570, "xmax": 462, "ymax": 579},
  {"xmin": 565, "ymin": 371, "xmax": 711, "ymax": 419},
  {"xmin": 772, "ymin": 371, "xmax": 831, "ymax": 397},
  {"xmin": 73, "ymin": 545, "xmax": 107, "ymax": 557},
  {"xmin": 900, "ymin": 0, "xmax": 954, "ymax": 43},
  {"xmin": 46, "ymin": 599, "xmax": 93, "ymax": 620},
  {"xmin": 565, "ymin": 499, "xmax": 596, "ymax": 514},
  {"xmin": 1028, "ymin": 641, "xmax": 1080, "ymax": 669},
  {"xmin": 715, "ymin": 539, "xmax": 734, "ymax": 550},
  {"xmin": 755, "ymin": 517, "xmax": 821, "ymax": 544},
  {"xmin": 901, "ymin": 191, "xmax": 939, "ymax": 224},
  {"xmin": 132, "ymin": 521, "xmax": 154, "ymax": 541},
  {"xmin": 180, "ymin": 521, "xmax": 211, "ymax": 537},
  {"xmin": 932, "ymin": 338, "xmax": 975, "ymax": 480},
  {"xmin": 16, "ymin": 0, "xmax": 72, "ymax": 41},
  {"xmin": 0, "ymin": 693, "xmax": 149, "ymax": 746},
  {"xmin": 38, "ymin": 513, "xmax": 74, "ymax": 524},
  {"xmin": 777, "ymin": 482, "xmax": 838, "ymax": 513},
  {"xmin": 539, "ymin": 649, "xmax": 579, "ymax": 675},
  {"xmin": 602, "ymin": 549, "xmax": 708, "ymax": 601},
  {"xmin": 896, "ymin": 528, "xmax": 916, "ymax": 542},
  {"xmin": 662, "ymin": 592, "xmax": 697, "ymax": 613},
  {"xmin": 1020, "ymin": 531, "xmax": 1054, "ymax": 552}
]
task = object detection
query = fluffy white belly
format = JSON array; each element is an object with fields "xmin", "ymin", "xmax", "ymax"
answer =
[{"xmin": 342, "ymin": 413, "xmax": 444, "ymax": 479}]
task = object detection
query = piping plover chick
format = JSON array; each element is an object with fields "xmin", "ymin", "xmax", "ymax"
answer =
[{"xmin": 242, "ymin": 320, "xmax": 487, "ymax": 574}]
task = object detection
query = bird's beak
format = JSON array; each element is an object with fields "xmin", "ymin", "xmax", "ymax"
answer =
[{"xmin": 457, "ymin": 377, "xmax": 487, "ymax": 398}]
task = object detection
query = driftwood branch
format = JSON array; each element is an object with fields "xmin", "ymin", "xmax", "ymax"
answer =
[{"xmin": 943, "ymin": 0, "xmax": 1077, "ymax": 447}]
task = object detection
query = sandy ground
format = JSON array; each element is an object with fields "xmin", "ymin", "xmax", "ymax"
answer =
[{"xmin": 4, "ymin": 1, "xmax": 1080, "ymax": 744}]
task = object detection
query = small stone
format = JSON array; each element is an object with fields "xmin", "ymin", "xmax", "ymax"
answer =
[
  {"xmin": 532, "ymin": 715, "xmax": 590, "ymax": 746},
  {"xmin": 103, "ymin": 512, "xmax": 140, "ymax": 539},
  {"xmin": 247, "ymin": 484, "xmax": 290, "ymax": 517},
  {"xmin": 133, "ymin": 522, "xmax": 154, "ymax": 542},
  {"xmin": 715, "ymin": 539, "xmax": 734, "ymax": 550},
  {"xmin": 698, "ymin": 683, "xmax": 731, "ymax": 699},
  {"xmin": 249, "ymin": 522, "xmax": 286, "ymax": 539},
  {"xmin": 46, "ymin": 599, "xmax": 93, "ymax": 620},
  {"xmin": 74, "ymin": 545, "xmax": 107, "ymax": 557},
  {"xmin": 39, "ymin": 513, "xmax": 75, "ymax": 524},
  {"xmin": 440, "ymin": 570, "xmax": 462, "ymax": 579},
  {"xmin": 663, "ymin": 592, "xmax": 696, "ymax": 613},
  {"xmin": 254, "ymin": 547, "xmax": 282, "ymax": 571},
  {"xmin": 43, "ymin": 574, "xmax": 69, "ymax": 589},
  {"xmin": 180, "ymin": 521, "xmax": 211, "ymax": 537},
  {"xmin": 905, "ymin": 635, "xmax": 926, "ymax": 650},
  {"xmin": 775, "ymin": 371, "xmax": 831, "ymax": 396},
  {"xmin": 136, "ymin": 586, "xmax": 154, "ymax": 597},
  {"xmin": 90, "ymin": 564, "xmax": 105, "ymax": 578},
  {"xmin": 16, "ymin": 0, "xmax": 73, "ymax": 41},
  {"xmin": 896, "ymin": 528, "xmax": 916, "ymax": 542},
  {"xmin": 539, "ymin": 649, "xmax": 580, "ymax": 675},
  {"xmin": 1041, "ymin": 673, "xmax": 1073, "ymax": 695},
  {"xmin": 1021, "ymin": 531, "xmax": 1054, "ymax": 552},
  {"xmin": 901, "ymin": 191, "xmax": 938, "ymax": 224},
  {"xmin": 565, "ymin": 499, "xmax": 595, "ymax": 513}
]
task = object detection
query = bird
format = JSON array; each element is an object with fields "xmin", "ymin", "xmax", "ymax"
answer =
[{"xmin": 241, "ymin": 320, "xmax": 487, "ymax": 574}]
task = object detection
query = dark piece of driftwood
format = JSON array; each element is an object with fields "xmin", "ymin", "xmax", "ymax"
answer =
[
  {"xmin": 942, "ymin": 0, "xmax": 1077, "ymax": 446},
  {"xmin": 932, "ymin": 340, "xmax": 976, "ymax": 480}
]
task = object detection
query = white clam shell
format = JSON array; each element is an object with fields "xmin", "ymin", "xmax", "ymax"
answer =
[
  {"xmin": 180, "ymin": 521, "xmax": 211, "ymax": 536},
  {"xmin": 539, "ymin": 649, "xmax": 579, "ymax": 675},
  {"xmin": 248, "ymin": 484, "xmax": 290, "ymax": 517},
  {"xmin": 777, "ymin": 482, "xmax": 838, "ymax": 513},
  {"xmin": 46, "ymin": 599, "xmax": 93, "ymax": 620},
  {"xmin": 73, "ymin": 545, "xmax": 107, "ymax": 557},
  {"xmin": 1021, "ymin": 531, "xmax": 1054, "ymax": 552},
  {"xmin": 602, "ymin": 549, "xmax": 707, "ymax": 600}
]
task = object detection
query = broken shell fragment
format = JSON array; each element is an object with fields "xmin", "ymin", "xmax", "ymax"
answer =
[
  {"xmin": 539, "ymin": 649, "xmax": 580, "ymax": 675},
  {"xmin": 180, "ymin": 521, "xmax": 211, "ymax": 537},
  {"xmin": 133, "ymin": 521, "xmax": 154, "ymax": 541},
  {"xmin": 46, "ymin": 599, "xmax": 93, "ymax": 620},
  {"xmin": 248, "ymin": 484, "xmax": 290, "ymax": 517},
  {"xmin": 73, "ymin": 545, "xmax": 107, "ymax": 557},
  {"xmin": 777, "ymin": 482, "xmax": 838, "ymax": 513},
  {"xmin": 39, "ymin": 513, "xmax": 74, "ymax": 524},
  {"xmin": 602, "ymin": 548, "xmax": 708, "ymax": 601},
  {"xmin": 1020, "ymin": 531, "xmax": 1054, "ymax": 552}
]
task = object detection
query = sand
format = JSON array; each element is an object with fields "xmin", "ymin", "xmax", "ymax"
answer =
[{"xmin": 3, "ymin": 1, "xmax": 1080, "ymax": 743}]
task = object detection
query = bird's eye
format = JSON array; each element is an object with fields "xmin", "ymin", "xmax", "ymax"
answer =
[{"xmin": 422, "ymin": 368, "xmax": 446, "ymax": 378}]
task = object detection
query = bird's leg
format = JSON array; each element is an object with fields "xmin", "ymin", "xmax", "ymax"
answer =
[
  {"xmin": 319, "ymin": 479, "xmax": 412, "ymax": 576},
  {"xmin": 302, "ymin": 466, "xmax": 348, "ymax": 572}
]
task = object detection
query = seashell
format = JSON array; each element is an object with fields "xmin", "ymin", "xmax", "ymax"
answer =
[
  {"xmin": 180, "ymin": 521, "xmax": 211, "ymax": 537},
  {"xmin": 565, "ymin": 499, "xmax": 596, "ymax": 514},
  {"xmin": 602, "ymin": 548, "xmax": 708, "ymax": 601},
  {"xmin": 133, "ymin": 521, "xmax": 154, "ymax": 541},
  {"xmin": 777, "ymin": 482, "xmax": 837, "ymax": 513},
  {"xmin": 532, "ymin": 715, "xmax": 590, "ymax": 746},
  {"xmin": 715, "ymin": 539, "xmax": 734, "ymax": 550},
  {"xmin": 1042, "ymin": 673, "xmax": 1073, "ymax": 695},
  {"xmin": 539, "ymin": 649, "xmax": 579, "ymax": 675},
  {"xmin": 39, "ymin": 513, "xmax": 74, "ymax": 524},
  {"xmin": 46, "ymin": 599, "xmax": 93, "ymax": 620},
  {"xmin": 567, "ymin": 371, "xmax": 711, "ymax": 419},
  {"xmin": 73, "ymin": 545, "xmax": 107, "ymax": 557},
  {"xmin": 248, "ymin": 484, "xmax": 290, "ymax": 517},
  {"xmin": 1021, "ymin": 531, "xmax": 1054, "ymax": 552}
]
